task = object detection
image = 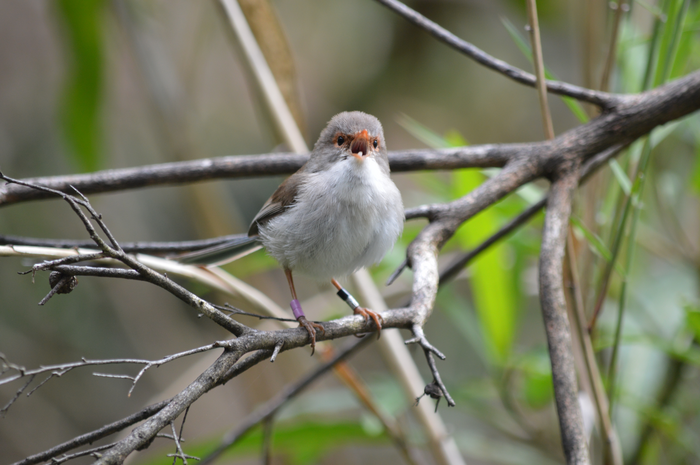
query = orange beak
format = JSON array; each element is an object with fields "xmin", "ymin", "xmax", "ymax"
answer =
[{"xmin": 350, "ymin": 129, "xmax": 370, "ymax": 160}]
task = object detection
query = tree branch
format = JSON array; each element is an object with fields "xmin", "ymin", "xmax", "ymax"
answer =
[
  {"xmin": 0, "ymin": 147, "xmax": 513, "ymax": 207},
  {"xmin": 539, "ymin": 169, "xmax": 590, "ymax": 465},
  {"xmin": 94, "ymin": 348, "xmax": 244, "ymax": 464}
]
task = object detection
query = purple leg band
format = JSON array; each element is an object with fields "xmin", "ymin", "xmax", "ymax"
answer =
[{"xmin": 290, "ymin": 299, "xmax": 305, "ymax": 319}]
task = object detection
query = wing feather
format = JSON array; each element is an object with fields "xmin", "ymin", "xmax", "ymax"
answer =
[{"xmin": 248, "ymin": 170, "xmax": 305, "ymax": 236}]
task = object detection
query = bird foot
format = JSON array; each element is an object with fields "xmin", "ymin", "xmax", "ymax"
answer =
[
  {"xmin": 297, "ymin": 315, "xmax": 325, "ymax": 356},
  {"xmin": 354, "ymin": 307, "xmax": 383, "ymax": 339}
]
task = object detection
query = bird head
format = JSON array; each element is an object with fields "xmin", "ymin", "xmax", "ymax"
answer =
[{"xmin": 309, "ymin": 111, "xmax": 389, "ymax": 173}]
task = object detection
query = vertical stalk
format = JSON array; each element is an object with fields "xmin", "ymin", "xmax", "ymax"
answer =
[
  {"xmin": 600, "ymin": 0, "xmax": 627, "ymax": 92},
  {"xmin": 606, "ymin": 0, "xmax": 690, "ymax": 412},
  {"xmin": 526, "ymin": 0, "xmax": 555, "ymax": 139},
  {"xmin": 567, "ymin": 233, "xmax": 623, "ymax": 465}
]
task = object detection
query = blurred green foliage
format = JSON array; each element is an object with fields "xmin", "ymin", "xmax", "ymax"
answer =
[
  {"xmin": 139, "ymin": 420, "xmax": 389, "ymax": 465},
  {"xmin": 397, "ymin": 115, "xmax": 523, "ymax": 365},
  {"xmin": 55, "ymin": 0, "xmax": 106, "ymax": 172}
]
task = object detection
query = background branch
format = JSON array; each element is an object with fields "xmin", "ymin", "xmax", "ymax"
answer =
[{"xmin": 375, "ymin": 0, "xmax": 620, "ymax": 108}]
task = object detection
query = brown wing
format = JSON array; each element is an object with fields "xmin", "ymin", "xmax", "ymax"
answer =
[{"xmin": 248, "ymin": 170, "xmax": 305, "ymax": 236}]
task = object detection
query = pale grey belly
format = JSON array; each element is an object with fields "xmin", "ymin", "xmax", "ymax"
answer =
[{"xmin": 259, "ymin": 200, "xmax": 397, "ymax": 280}]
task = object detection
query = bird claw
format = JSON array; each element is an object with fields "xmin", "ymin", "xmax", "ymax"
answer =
[
  {"xmin": 354, "ymin": 307, "xmax": 383, "ymax": 339},
  {"xmin": 297, "ymin": 316, "xmax": 325, "ymax": 356}
]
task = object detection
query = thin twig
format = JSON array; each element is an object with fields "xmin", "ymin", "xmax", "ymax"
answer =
[
  {"xmin": 0, "ymin": 343, "xmax": 228, "ymax": 397},
  {"xmin": 0, "ymin": 374, "xmax": 35, "ymax": 416},
  {"xmin": 48, "ymin": 443, "xmax": 117, "ymax": 464},
  {"xmin": 2, "ymin": 173, "xmax": 251, "ymax": 337},
  {"xmin": 405, "ymin": 325, "xmax": 454, "ymax": 407}
]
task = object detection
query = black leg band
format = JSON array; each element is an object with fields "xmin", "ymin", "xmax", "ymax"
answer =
[{"xmin": 336, "ymin": 288, "xmax": 360, "ymax": 311}]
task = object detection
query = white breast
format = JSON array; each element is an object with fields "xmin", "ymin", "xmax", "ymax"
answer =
[{"xmin": 259, "ymin": 156, "xmax": 404, "ymax": 280}]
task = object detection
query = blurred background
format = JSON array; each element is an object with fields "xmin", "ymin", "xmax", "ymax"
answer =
[{"xmin": 1, "ymin": 0, "xmax": 699, "ymax": 464}]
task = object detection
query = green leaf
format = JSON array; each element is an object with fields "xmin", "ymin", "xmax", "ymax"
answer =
[
  {"xmin": 570, "ymin": 215, "xmax": 612, "ymax": 261},
  {"xmin": 451, "ymin": 169, "xmax": 518, "ymax": 365},
  {"xmin": 444, "ymin": 128, "xmax": 469, "ymax": 147},
  {"xmin": 669, "ymin": 1, "xmax": 700, "ymax": 78},
  {"xmin": 608, "ymin": 159, "xmax": 633, "ymax": 196},
  {"xmin": 655, "ymin": 0, "xmax": 691, "ymax": 86},
  {"xmin": 514, "ymin": 348, "xmax": 554, "ymax": 409},
  {"xmin": 396, "ymin": 113, "xmax": 451, "ymax": 149},
  {"xmin": 55, "ymin": 0, "xmax": 106, "ymax": 172},
  {"xmin": 523, "ymin": 370, "xmax": 554, "ymax": 409},
  {"xmin": 437, "ymin": 287, "xmax": 488, "ymax": 364},
  {"xmin": 570, "ymin": 215, "xmax": 627, "ymax": 278},
  {"xmin": 685, "ymin": 305, "xmax": 700, "ymax": 342}
]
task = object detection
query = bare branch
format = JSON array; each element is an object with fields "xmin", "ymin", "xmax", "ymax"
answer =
[
  {"xmin": 0, "ymin": 374, "xmax": 35, "ymax": 417},
  {"xmin": 0, "ymin": 233, "xmax": 249, "ymax": 255},
  {"xmin": 0, "ymin": 342, "xmax": 228, "ymax": 400},
  {"xmin": 406, "ymin": 159, "xmax": 536, "ymax": 329},
  {"xmin": 199, "ymin": 337, "xmax": 371, "ymax": 464},
  {"xmin": 406, "ymin": 324, "xmax": 454, "ymax": 408},
  {"xmin": 48, "ymin": 443, "xmax": 117, "ymax": 464},
  {"xmin": 169, "ymin": 410, "xmax": 197, "ymax": 465},
  {"xmin": 51, "ymin": 265, "xmax": 143, "ymax": 280},
  {"xmin": 0, "ymin": 147, "xmax": 512, "ymax": 207},
  {"xmin": 437, "ymin": 143, "xmax": 625, "ymax": 286},
  {"xmin": 539, "ymin": 169, "xmax": 590, "ymax": 464},
  {"xmin": 2, "ymin": 173, "xmax": 251, "ymax": 337},
  {"xmin": 93, "ymin": 348, "xmax": 244, "ymax": 464}
]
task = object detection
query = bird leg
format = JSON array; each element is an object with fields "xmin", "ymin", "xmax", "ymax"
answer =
[
  {"xmin": 285, "ymin": 269, "xmax": 324, "ymax": 355},
  {"xmin": 331, "ymin": 278, "xmax": 383, "ymax": 338}
]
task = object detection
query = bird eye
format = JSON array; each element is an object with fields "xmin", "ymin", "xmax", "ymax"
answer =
[
  {"xmin": 373, "ymin": 139, "xmax": 378, "ymax": 149},
  {"xmin": 337, "ymin": 136, "xmax": 344, "ymax": 146}
]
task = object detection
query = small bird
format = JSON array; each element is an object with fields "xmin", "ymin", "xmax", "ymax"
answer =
[{"xmin": 181, "ymin": 111, "xmax": 404, "ymax": 353}]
